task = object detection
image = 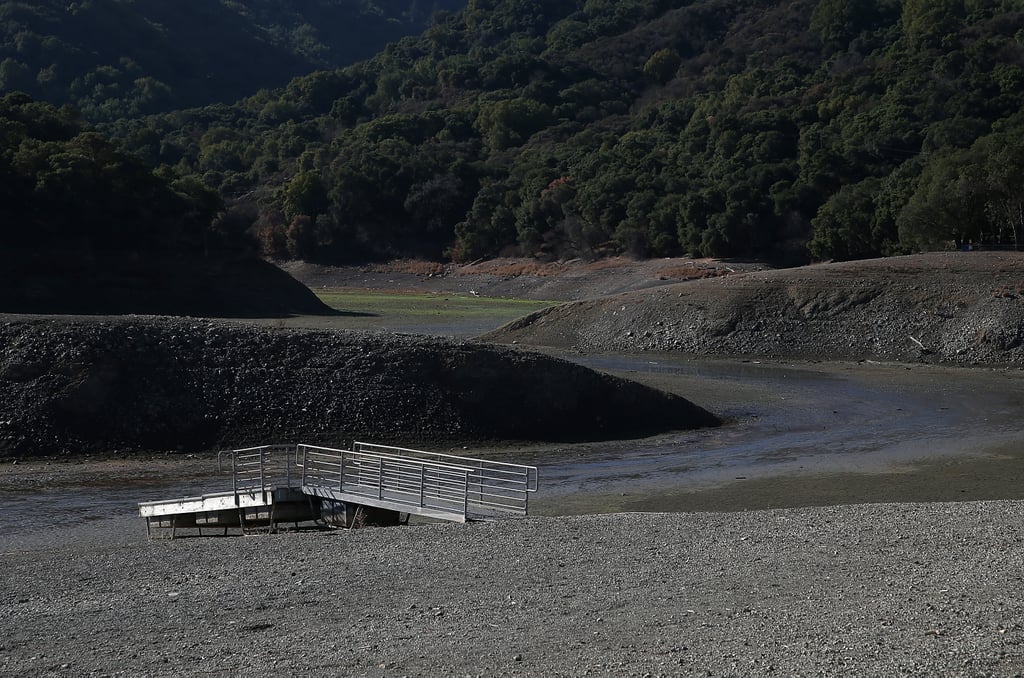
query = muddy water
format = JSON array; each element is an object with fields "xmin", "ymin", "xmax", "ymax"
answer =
[
  {"xmin": 0, "ymin": 460, "xmax": 227, "ymax": 541},
  {"xmin": 2, "ymin": 358, "xmax": 1023, "ymax": 539},
  {"xmin": 528, "ymin": 356, "xmax": 1024, "ymax": 514}
]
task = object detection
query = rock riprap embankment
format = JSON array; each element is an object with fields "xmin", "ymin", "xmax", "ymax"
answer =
[{"xmin": 0, "ymin": 316, "xmax": 717, "ymax": 458}]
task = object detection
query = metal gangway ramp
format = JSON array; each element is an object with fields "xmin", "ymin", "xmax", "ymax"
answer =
[{"xmin": 298, "ymin": 442, "xmax": 540, "ymax": 523}]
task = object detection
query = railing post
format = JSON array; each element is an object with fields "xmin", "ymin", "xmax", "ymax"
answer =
[
  {"xmin": 259, "ymin": 449, "xmax": 266, "ymax": 491},
  {"xmin": 231, "ymin": 451, "xmax": 237, "ymax": 500},
  {"xmin": 419, "ymin": 466, "xmax": 425, "ymax": 507},
  {"xmin": 300, "ymin": 446, "xmax": 307, "ymax": 487},
  {"xmin": 285, "ymin": 445, "xmax": 292, "ymax": 488},
  {"xmin": 463, "ymin": 471, "xmax": 470, "ymax": 518},
  {"xmin": 339, "ymin": 449, "xmax": 345, "ymax": 491},
  {"xmin": 378, "ymin": 457, "xmax": 384, "ymax": 500}
]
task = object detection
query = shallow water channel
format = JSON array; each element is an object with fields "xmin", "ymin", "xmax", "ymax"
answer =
[
  {"xmin": 2, "ymin": 356, "xmax": 1023, "ymax": 540},
  {"xmin": 528, "ymin": 355, "xmax": 1024, "ymax": 514}
]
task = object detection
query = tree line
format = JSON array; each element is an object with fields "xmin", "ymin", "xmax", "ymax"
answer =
[
  {"xmin": 0, "ymin": 92, "xmax": 226, "ymax": 255},
  {"xmin": 10, "ymin": 0, "xmax": 1024, "ymax": 265}
]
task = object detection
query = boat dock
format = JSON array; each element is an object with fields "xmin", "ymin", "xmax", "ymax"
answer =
[{"xmin": 138, "ymin": 442, "xmax": 539, "ymax": 537}]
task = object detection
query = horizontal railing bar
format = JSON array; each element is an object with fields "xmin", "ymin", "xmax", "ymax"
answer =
[
  {"xmin": 467, "ymin": 485, "xmax": 526, "ymax": 495},
  {"xmin": 468, "ymin": 491, "xmax": 525, "ymax": 501},
  {"xmin": 469, "ymin": 502, "xmax": 524, "ymax": 513},
  {"xmin": 342, "ymin": 473, "xmax": 468, "ymax": 485},
  {"xmin": 303, "ymin": 464, "xmax": 342, "ymax": 472},
  {"xmin": 302, "ymin": 445, "xmax": 477, "ymax": 475},
  {"xmin": 376, "ymin": 463, "xmax": 468, "ymax": 475},
  {"xmin": 302, "ymin": 462, "xmax": 333, "ymax": 472},
  {"xmin": 347, "ymin": 452, "xmax": 476, "ymax": 474},
  {"xmin": 468, "ymin": 480, "xmax": 528, "ymax": 491},
  {"xmin": 354, "ymin": 441, "xmax": 536, "ymax": 472},
  {"xmin": 462, "ymin": 467, "xmax": 531, "ymax": 478},
  {"xmin": 342, "ymin": 471, "xmax": 466, "ymax": 485},
  {"xmin": 469, "ymin": 493, "xmax": 526, "ymax": 505},
  {"xmin": 341, "ymin": 489, "xmax": 466, "ymax": 506},
  {"xmin": 468, "ymin": 492, "xmax": 526, "ymax": 502}
]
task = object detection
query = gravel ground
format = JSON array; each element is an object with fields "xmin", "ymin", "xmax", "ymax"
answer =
[{"xmin": 1, "ymin": 503, "xmax": 1023, "ymax": 677}]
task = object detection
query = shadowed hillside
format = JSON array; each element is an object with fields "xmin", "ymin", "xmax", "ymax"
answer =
[
  {"xmin": 0, "ymin": 0, "xmax": 467, "ymax": 121},
  {"xmin": 0, "ymin": 93, "xmax": 333, "ymax": 316}
]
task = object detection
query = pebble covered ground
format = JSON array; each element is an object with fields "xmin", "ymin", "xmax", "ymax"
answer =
[{"xmin": 1, "ymin": 502, "xmax": 1023, "ymax": 676}]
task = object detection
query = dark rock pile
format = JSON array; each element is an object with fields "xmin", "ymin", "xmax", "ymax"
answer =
[{"xmin": 0, "ymin": 316, "xmax": 718, "ymax": 458}]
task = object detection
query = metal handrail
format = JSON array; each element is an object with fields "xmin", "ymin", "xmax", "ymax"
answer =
[
  {"xmin": 213, "ymin": 442, "xmax": 537, "ymax": 520},
  {"xmin": 301, "ymin": 446, "xmax": 472, "ymax": 484},
  {"xmin": 299, "ymin": 443, "xmax": 537, "ymax": 517},
  {"xmin": 354, "ymin": 441, "xmax": 539, "ymax": 515},
  {"xmin": 218, "ymin": 445, "xmax": 297, "ymax": 499},
  {"xmin": 353, "ymin": 441, "xmax": 540, "ymax": 492}
]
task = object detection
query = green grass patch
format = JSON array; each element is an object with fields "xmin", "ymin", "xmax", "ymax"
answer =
[
  {"xmin": 316, "ymin": 290, "xmax": 553, "ymax": 317},
  {"xmin": 309, "ymin": 289, "xmax": 556, "ymax": 335}
]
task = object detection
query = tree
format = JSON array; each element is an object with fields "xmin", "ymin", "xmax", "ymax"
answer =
[
  {"xmin": 901, "ymin": 0, "xmax": 965, "ymax": 50},
  {"xmin": 0, "ymin": 58, "xmax": 33, "ymax": 91},
  {"xmin": 403, "ymin": 173, "xmax": 468, "ymax": 237},
  {"xmin": 83, "ymin": 0, "xmax": 1024, "ymax": 264},
  {"xmin": 643, "ymin": 49, "xmax": 681, "ymax": 84},
  {"xmin": 808, "ymin": 178, "xmax": 883, "ymax": 260},
  {"xmin": 976, "ymin": 135, "xmax": 1024, "ymax": 249},
  {"xmin": 476, "ymin": 98, "xmax": 553, "ymax": 150},
  {"xmin": 810, "ymin": 0, "xmax": 893, "ymax": 47},
  {"xmin": 897, "ymin": 150, "xmax": 986, "ymax": 250},
  {"xmin": 282, "ymin": 170, "xmax": 329, "ymax": 221}
]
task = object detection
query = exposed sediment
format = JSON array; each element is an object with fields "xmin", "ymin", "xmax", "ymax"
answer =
[{"xmin": 484, "ymin": 252, "xmax": 1024, "ymax": 366}]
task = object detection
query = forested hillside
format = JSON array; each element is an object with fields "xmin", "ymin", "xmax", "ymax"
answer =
[
  {"xmin": 0, "ymin": 92, "xmax": 222, "ymax": 254},
  {"xmin": 0, "ymin": 92, "xmax": 330, "ymax": 315},
  {"xmin": 12, "ymin": 0, "xmax": 1024, "ymax": 266},
  {"xmin": 0, "ymin": 0, "xmax": 465, "ymax": 121},
  {"xmin": 106, "ymin": 0, "xmax": 1024, "ymax": 265}
]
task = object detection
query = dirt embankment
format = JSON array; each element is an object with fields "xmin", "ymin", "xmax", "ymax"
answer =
[
  {"xmin": 280, "ymin": 256, "xmax": 762, "ymax": 301},
  {"xmin": 483, "ymin": 252, "xmax": 1024, "ymax": 366},
  {"xmin": 0, "ymin": 316, "xmax": 717, "ymax": 459}
]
